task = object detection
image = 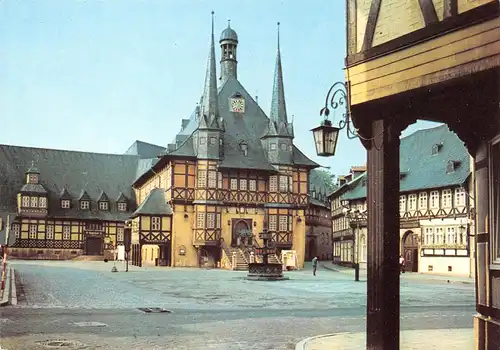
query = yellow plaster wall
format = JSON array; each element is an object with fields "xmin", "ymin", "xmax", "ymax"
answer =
[
  {"xmin": 131, "ymin": 217, "xmax": 140, "ymax": 244},
  {"xmin": 458, "ymin": 0, "xmax": 496, "ymax": 14},
  {"xmin": 372, "ymin": 1, "xmax": 425, "ymax": 48},
  {"xmin": 141, "ymin": 244, "xmax": 160, "ymax": 266},
  {"xmin": 172, "ymin": 208, "xmax": 198, "ymax": 267},
  {"xmin": 220, "ymin": 208, "xmax": 265, "ymax": 245}
]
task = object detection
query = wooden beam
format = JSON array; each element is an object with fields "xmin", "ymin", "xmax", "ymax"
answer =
[
  {"xmin": 361, "ymin": 0, "xmax": 382, "ymax": 51},
  {"xmin": 418, "ymin": 0, "xmax": 439, "ymax": 26},
  {"xmin": 443, "ymin": 0, "xmax": 458, "ymax": 19}
]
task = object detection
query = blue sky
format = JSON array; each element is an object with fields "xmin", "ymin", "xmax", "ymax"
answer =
[{"xmin": 0, "ymin": 0, "xmax": 439, "ymax": 175}]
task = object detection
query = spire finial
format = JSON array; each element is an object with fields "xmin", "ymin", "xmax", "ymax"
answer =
[
  {"xmin": 211, "ymin": 11, "xmax": 215, "ymax": 35},
  {"xmin": 228, "ymin": 18, "xmax": 231, "ymax": 27},
  {"xmin": 277, "ymin": 22, "xmax": 280, "ymax": 50}
]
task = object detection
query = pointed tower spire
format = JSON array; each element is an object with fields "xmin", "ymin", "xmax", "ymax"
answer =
[
  {"xmin": 200, "ymin": 11, "xmax": 219, "ymax": 127},
  {"xmin": 270, "ymin": 22, "xmax": 288, "ymax": 130}
]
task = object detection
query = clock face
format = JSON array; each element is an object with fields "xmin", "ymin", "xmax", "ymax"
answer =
[{"xmin": 230, "ymin": 98, "xmax": 245, "ymax": 113}]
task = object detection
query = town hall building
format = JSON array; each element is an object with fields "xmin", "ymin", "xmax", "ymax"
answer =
[{"xmin": 0, "ymin": 15, "xmax": 320, "ymax": 270}]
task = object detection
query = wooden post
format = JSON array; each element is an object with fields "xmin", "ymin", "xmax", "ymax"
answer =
[{"xmin": 366, "ymin": 119, "xmax": 401, "ymax": 350}]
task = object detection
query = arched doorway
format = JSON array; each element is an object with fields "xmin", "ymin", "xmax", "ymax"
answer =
[
  {"xmin": 231, "ymin": 219, "xmax": 251, "ymax": 247},
  {"xmin": 402, "ymin": 231, "xmax": 419, "ymax": 272}
]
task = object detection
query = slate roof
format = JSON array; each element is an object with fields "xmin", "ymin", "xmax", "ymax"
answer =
[
  {"xmin": 125, "ymin": 140, "xmax": 165, "ymax": 159},
  {"xmin": 0, "ymin": 145, "xmax": 140, "ymax": 221},
  {"xmin": 131, "ymin": 188, "xmax": 172, "ymax": 217},
  {"xmin": 342, "ymin": 124, "xmax": 471, "ymax": 200},
  {"xmin": 308, "ymin": 169, "xmax": 333, "ymax": 208}
]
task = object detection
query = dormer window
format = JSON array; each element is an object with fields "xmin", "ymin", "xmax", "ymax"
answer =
[
  {"xmin": 270, "ymin": 143, "xmax": 277, "ymax": 150},
  {"xmin": 239, "ymin": 142, "xmax": 248, "ymax": 156},
  {"xmin": 117, "ymin": 202, "xmax": 127, "ymax": 211},
  {"xmin": 28, "ymin": 174, "xmax": 38, "ymax": 184},
  {"xmin": 80, "ymin": 200, "xmax": 90, "ymax": 210},
  {"xmin": 61, "ymin": 200, "xmax": 70, "ymax": 209},
  {"xmin": 432, "ymin": 143, "xmax": 443, "ymax": 155},
  {"xmin": 99, "ymin": 201, "xmax": 109, "ymax": 211},
  {"xmin": 447, "ymin": 160, "xmax": 461, "ymax": 174},
  {"xmin": 22, "ymin": 196, "xmax": 30, "ymax": 207}
]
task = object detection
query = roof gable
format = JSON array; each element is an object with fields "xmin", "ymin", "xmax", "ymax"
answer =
[
  {"xmin": 132, "ymin": 188, "xmax": 172, "ymax": 217},
  {"xmin": 125, "ymin": 140, "xmax": 166, "ymax": 159}
]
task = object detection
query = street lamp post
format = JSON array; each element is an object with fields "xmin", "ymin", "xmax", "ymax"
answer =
[{"xmin": 342, "ymin": 207, "xmax": 366, "ymax": 282}]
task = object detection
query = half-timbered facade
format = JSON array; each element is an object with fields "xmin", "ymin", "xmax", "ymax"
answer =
[
  {"xmin": 330, "ymin": 125, "xmax": 475, "ymax": 276},
  {"xmin": 126, "ymin": 18, "xmax": 319, "ymax": 269}
]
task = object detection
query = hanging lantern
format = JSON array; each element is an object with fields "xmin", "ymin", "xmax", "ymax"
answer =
[{"xmin": 311, "ymin": 119, "xmax": 340, "ymax": 157}]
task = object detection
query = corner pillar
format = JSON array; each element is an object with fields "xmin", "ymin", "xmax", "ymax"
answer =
[{"xmin": 366, "ymin": 119, "xmax": 402, "ymax": 350}]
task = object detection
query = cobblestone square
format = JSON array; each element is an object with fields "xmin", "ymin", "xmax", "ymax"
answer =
[{"xmin": 0, "ymin": 261, "xmax": 475, "ymax": 349}]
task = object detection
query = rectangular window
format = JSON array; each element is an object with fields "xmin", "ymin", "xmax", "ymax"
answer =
[
  {"xmin": 63, "ymin": 226, "xmax": 71, "ymax": 240},
  {"xmin": 12, "ymin": 224, "xmax": 20, "ymax": 239},
  {"xmin": 268, "ymin": 215, "xmax": 277, "ymax": 231},
  {"xmin": 278, "ymin": 216, "xmax": 288, "ymax": 231},
  {"xmin": 430, "ymin": 191, "xmax": 439, "ymax": 209},
  {"xmin": 399, "ymin": 196, "xmax": 406, "ymax": 213},
  {"xmin": 196, "ymin": 212, "xmax": 205, "ymax": 228},
  {"xmin": 408, "ymin": 194, "xmax": 417, "ymax": 211},
  {"xmin": 151, "ymin": 217, "xmax": 161, "ymax": 231},
  {"xmin": 217, "ymin": 172, "xmax": 223, "ymax": 188},
  {"xmin": 61, "ymin": 200, "xmax": 71, "ymax": 209},
  {"xmin": 240, "ymin": 179, "xmax": 247, "ymax": 191},
  {"xmin": 279, "ymin": 176, "xmax": 288, "ymax": 193},
  {"xmin": 117, "ymin": 227, "xmax": 124, "ymax": 242},
  {"xmin": 435, "ymin": 227, "xmax": 444, "ymax": 245},
  {"xmin": 39, "ymin": 197, "xmax": 47, "ymax": 208},
  {"xmin": 419, "ymin": 193, "xmax": 427, "ymax": 210},
  {"xmin": 289, "ymin": 176, "xmax": 293, "ymax": 193},
  {"xmin": 46, "ymin": 225, "xmax": 54, "ymax": 240},
  {"xmin": 29, "ymin": 224, "xmax": 37, "ymax": 239},
  {"xmin": 424, "ymin": 227, "xmax": 434, "ymax": 245},
  {"xmin": 99, "ymin": 201, "xmax": 108, "ymax": 210},
  {"xmin": 206, "ymin": 213, "xmax": 215, "ymax": 229},
  {"xmin": 117, "ymin": 202, "xmax": 127, "ymax": 211},
  {"xmin": 22, "ymin": 196, "xmax": 30, "ymax": 207},
  {"xmin": 491, "ymin": 138, "xmax": 500, "ymax": 261},
  {"xmin": 249, "ymin": 179, "xmax": 257, "ymax": 191},
  {"xmin": 269, "ymin": 176, "xmax": 278, "ymax": 192},
  {"xmin": 230, "ymin": 178, "xmax": 238, "ymax": 190},
  {"xmin": 197, "ymin": 170, "xmax": 207, "ymax": 188},
  {"xmin": 442, "ymin": 189, "xmax": 452, "ymax": 208},
  {"xmin": 454, "ymin": 188, "xmax": 466, "ymax": 207},
  {"xmin": 446, "ymin": 227, "xmax": 456, "ymax": 245},
  {"xmin": 30, "ymin": 196, "xmax": 38, "ymax": 208},
  {"xmin": 80, "ymin": 201, "xmax": 89, "ymax": 210},
  {"xmin": 208, "ymin": 171, "xmax": 217, "ymax": 188}
]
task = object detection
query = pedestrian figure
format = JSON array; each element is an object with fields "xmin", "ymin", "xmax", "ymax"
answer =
[
  {"xmin": 312, "ymin": 256, "xmax": 318, "ymax": 276},
  {"xmin": 399, "ymin": 254, "xmax": 406, "ymax": 274}
]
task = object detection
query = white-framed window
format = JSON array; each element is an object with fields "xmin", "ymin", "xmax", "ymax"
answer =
[
  {"xmin": 408, "ymin": 194, "xmax": 417, "ymax": 211},
  {"xmin": 117, "ymin": 202, "xmax": 127, "ymax": 211},
  {"xmin": 28, "ymin": 174, "xmax": 38, "ymax": 183},
  {"xmin": 442, "ymin": 189, "xmax": 452, "ymax": 208},
  {"xmin": 206, "ymin": 213, "xmax": 215, "ymax": 229},
  {"xmin": 46, "ymin": 225, "xmax": 54, "ymax": 240},
  {"xmin": 269, "ymin": 176, "xmax": 278, "ymax": 192},
  {"xmin": 424, "ymin": 227, "xmax": 434, "ymax": 245},
  {"xmin": 99, "ymin": 201, "xmax": 109, "ymax": 210},
  {"xmin": 249, "ymin": 179, "xmax": 257, "ymax": 191},
  {"xmin": 240, "ymin": 179, "xmax": 247, "ymax": 191},
  {"xmin": 11, "ymin": 223, "xmax": 20, "ymax": 239},
  {"xmin": 454, "ymin": 188, "xmax": 466, "ymax": 207},
  {"xmin": 208, "ymin": 171, "xmax": 217, "ymax": 188},
  {"xmin": 399, "ymin": 196, "xmax": 406, "ymax": 213},
  {"xmin": 29, "ymin": 224, "xmax": 37, "ymax": 239},
  {"xmin": 288, "ymin": 216, "xmax": 293, "ymax": 231},
  {"xmin": 230, "ymin": 178, "xmax": 238, "ymax": 190},
  {"xmin": 430, "ymin": 191, "xmax": 440, "ymax": 209},
  {"xmin": 279, "ymin": 176, "xmax": 288, "ymax": 193},
  {"xmin": 217, "ymin": 172, "xmax": 223, "ymax": 189},
  {"xmin": 268, "ymin": 215, "xmax": 277, "ymax": 231},
  {"xmin": 61, "ymin": 199, "xmax": 71, "ymax": 209},
  {"xmin": 30, "ymin": 196, "xmax": 38, "ymax": 208},
  {"xmin": 270, "ymin": 143, "xmax": 277, "ymax": 150},
  {"xmin": 446, "ymin": 227, "xmax": 456, "ymax": 245},
  {"xmin": 289, "ymin": 176, "xmax": 293, "ymax": 193},
  {"xmin": 151, "ymin": 217, "xmax": 161, "ymax": 231},
  {"xmin": 80, "ymin": 200, "xmax": 89, "ymax": 210},
  {"xmin": 197, "ymin": 170, "xmax": 207, "ymax": 188},
  {"xmin": 117, "ymin": 227, "xmax": 124, "ymax": 242},
  {"xmin": 435, "ymin": 227, "xmax": 444, "ymax": 244},
  {"xmin": 196, "ymin": 212, "xmax": 205, "ymax": 228},
  {"xmin": 39, "ymin": 197, "xmax": 47, "ymax": 208},
  {"xmin": 22, "ymin": 196, "xmax": 30, "ymax": 207},
  {"xmin": 278, "ymin": 215, "xmax": 288, "ymax": 231},
  {"xmin": 63, "ymin": 226, "xmax": 71, "ymax": 240},
  {"xmin": 419, "ymin": 192, "xmax": 428, "ymax": 210},
  {"xmin": 199, "ymin": 137, "xmax": 206, "ymax": 145},
  {"xmin": 209, "ymin": 136, "xmax": 217, "ymax": 145},
  {"xmin": 360, "ymin": 235, "xmax": 367, "ymax": 262}
]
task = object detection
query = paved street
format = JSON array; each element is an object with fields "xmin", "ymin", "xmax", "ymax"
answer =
[{"xmin": 0, "ymin": 261, "xmax": 475, "ymax": 349}]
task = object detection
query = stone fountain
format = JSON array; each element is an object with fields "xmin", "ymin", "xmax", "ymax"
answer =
[{"xmin": 247, "ymin": 230, "xmax": 289, "ymax": 281}]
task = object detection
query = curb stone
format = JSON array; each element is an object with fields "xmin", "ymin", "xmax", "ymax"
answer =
[
  {"xmin": 0, "ymin": 266, "xmax": 11, "ymax": 306},
  {"xmin": 295, "ymin": 333, "xmax": 349, "ymax": 350}
]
